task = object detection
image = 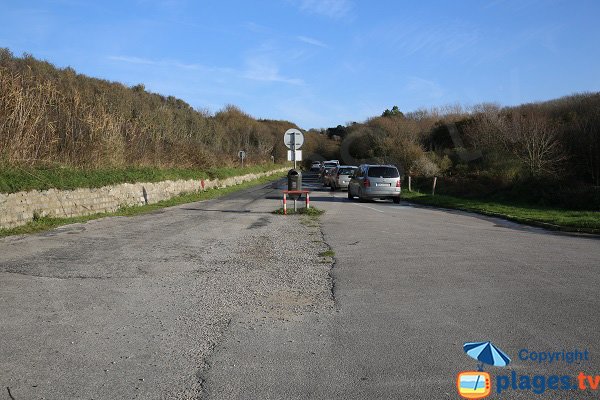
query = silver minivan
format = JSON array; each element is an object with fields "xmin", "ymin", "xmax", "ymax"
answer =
[{"xmin": 347, "ymin": 164, "xmax": 401, "ymax": 203}]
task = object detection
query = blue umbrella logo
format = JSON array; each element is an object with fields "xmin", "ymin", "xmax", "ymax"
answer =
[{"xmin": 463, "ymin": 341, "xmax": 511, "ymax": 371}]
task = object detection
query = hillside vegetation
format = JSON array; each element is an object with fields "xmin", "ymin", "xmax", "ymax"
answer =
[
  {"xmin": 1, "ymin": 49, "xmax": 598, "ymax": 211},
  {"xmin": 0, "ymin": 49, "xmax": 295, "ymax": 170},
  {"xmin": 303, "ymin": 98, "xmax": 600, "ymax": 210}
]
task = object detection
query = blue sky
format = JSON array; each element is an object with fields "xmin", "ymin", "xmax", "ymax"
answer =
[{"xmin": 1, "ymin": 0, "xmax": 599, "ymax": 129}]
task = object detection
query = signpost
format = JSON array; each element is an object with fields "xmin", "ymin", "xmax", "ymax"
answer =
[
  {"xmin": 282, "ymin": 128, "xmax": 306, "ymax": 213},
  {"xmin": 283, "ymin": 128, "xmax": 304, "ymax": 169},
  {"xmin": 287, "ymin": 150, "xmax": 302, "ymax": 162}
]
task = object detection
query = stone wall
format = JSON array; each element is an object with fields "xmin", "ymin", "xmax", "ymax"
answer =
[{"xmin": 0, "ymin": 168, "xmax": 286, "ymax": 229}]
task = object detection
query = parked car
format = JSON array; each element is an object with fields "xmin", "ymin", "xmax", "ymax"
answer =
[
  {"xmin": 329, "ymin": 166, "xmax": 357, "ymax": 191},
  {"xmin": 319, "ymin": 161, "xmax": 339, "ymax": 183},
  {"xmin": 323, "ymin": 168, "xmax": 335, "ymax": 187},
  {"xmin": 310, "ymin": 161, "xmax": 322, "ymax": 172},
  {"xmin": 347, "ymin": 164, "xmax": 401, "ymax": 203}
]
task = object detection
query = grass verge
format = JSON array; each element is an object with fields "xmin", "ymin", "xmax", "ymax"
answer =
[
  {"xmin": 0, "ymin": 173, "xmax": 285, "ymax": 238},
  {"xmin": 0, "ymin": 164, "xmax": 287, "ymax": 193},
  {"xmin": 272, "ymin": 207, "xmax": 325, "ymax": 216},
  {"xmin": 402, "ymin": 191, "xmax": 600, "ymax": 234},
  {"xmin": 319, "ymin": 249, "xmax": 335, "ymax": 258}
]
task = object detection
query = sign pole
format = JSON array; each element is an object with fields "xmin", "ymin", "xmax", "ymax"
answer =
[
  {"xmin": 292, "ymin": 132, "xmax": 296, "ymax": 169},
  {"xmin": 283, "ymin": 128, "xmax": 303, "ymax": 168}
]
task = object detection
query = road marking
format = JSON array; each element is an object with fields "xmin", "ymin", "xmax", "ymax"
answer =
[{"xmin": 351, "ymin": 203, "xmax": 385, "ymax": 213}]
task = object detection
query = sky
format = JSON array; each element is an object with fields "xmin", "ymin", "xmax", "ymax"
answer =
[{"xmin": 1, "ymin": 0, "xmax": 599, "ymax": 129}]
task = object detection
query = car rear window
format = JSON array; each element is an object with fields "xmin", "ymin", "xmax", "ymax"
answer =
[
  {"xmin": 338, "ymin": 168, "xmax": 355, "ymax": 175},
  {"xmin": 367, "ymin": 166, "xmax": 399, "ymax": 178}
]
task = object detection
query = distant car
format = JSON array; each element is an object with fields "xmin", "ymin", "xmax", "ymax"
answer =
[
  {"xmin": 319, "ymin": 161, "xmax": 338, "ymax": 182},
  {"xmin": 329, "ymin": 166, "xmax": 357, "ymax": 191},
  {"xmin": 323, "ymin": 169, "xmax": 334, "ymax": 187},
  {"xmin": 347, "ymin": 164, "xmax": 401, "ymax": 203},
  {"xmin": 310, "ymin": 161, "xmax": 322, "ymax": 172}
]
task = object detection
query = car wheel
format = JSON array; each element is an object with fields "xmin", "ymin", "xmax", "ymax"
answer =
[
  {"xmin": 393, "ymin": 196, "xmax": 401, "ymax": 204},
  {"xmin": 358, "ymin": 189, "xmax": 367, "ymax": 203},
  {"xmin": 347, "ymin": 189, "xmax": 353, "ymax": 200}
]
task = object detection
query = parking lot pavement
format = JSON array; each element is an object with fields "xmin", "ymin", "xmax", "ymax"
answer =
[
  {"xmin": 3, "ymin": 173, "xmax": 598, "ymax": 399},
  {"xmin": 0, "ymin": 179, "xmax": 333, "ymax": 400},
  {"xmin": 203, "ymin": 180, "xmax": 600, "ymax": 399}
]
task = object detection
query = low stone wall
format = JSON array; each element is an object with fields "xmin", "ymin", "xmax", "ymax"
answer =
[{"xmin": 0, "ymin": 168, "xmax": 286, "ymax": 229}]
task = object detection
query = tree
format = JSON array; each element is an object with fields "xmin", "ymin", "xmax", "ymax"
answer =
[
  {"xmin": 502, "ymin": 112, "xmax": 566, "ymax": 177},
  {"xmin": 570, "ymin": 111, "xmax": 600, "ymax": 185},
  {"xmin": 326, "ymin": 124, "xmax": 347, "ymax": 139},
  {"xmin": 382, "ymin": 105, "xmax": 404, "ymax": 118}
]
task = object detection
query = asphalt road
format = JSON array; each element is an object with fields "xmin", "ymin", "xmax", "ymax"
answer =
[
  {"xmin": 202, "ymin": 173, "xmax": 600, "ymax": 399},
  {"xmin": 0, "ymin": 179, "xmax": 333, "ymax": 400},
  {"xmin": 2, "ymin": 173, "xmax": 599, "ymax": 399}
]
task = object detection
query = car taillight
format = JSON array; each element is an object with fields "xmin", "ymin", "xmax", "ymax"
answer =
[
  {"xmin": 396, "ymin": 179, "xmax": 401, "ymax": 187},
  {"xmin": 364, "ymin": 178, "xmax": 370, "ymax": 187}
]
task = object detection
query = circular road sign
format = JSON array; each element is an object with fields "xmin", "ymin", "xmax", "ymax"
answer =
[{"xmin": 284, "ymin": 128, "xmax": 304, "ymax": 149}]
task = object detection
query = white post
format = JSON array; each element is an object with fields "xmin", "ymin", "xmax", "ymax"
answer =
[{"xmin": 432, "ymin": 176, "xmax": 437, "ymax": 195}]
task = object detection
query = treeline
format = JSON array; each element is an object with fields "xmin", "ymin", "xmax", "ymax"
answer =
[
  {"xmin": 0, "ymin": 49, "xmax": 295, "ymax": 169},
  {"xmin": 303, "ymin": 96, "xmax": 600, "ymax": 209}
]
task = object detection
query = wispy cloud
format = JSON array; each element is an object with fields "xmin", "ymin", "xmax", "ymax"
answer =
[
  {"xmin": 405, "ymin": 77, "xmax": 444, "ymax": 100},
  {"xmin": 297, "ymin": 35, "xmax": 328, "ymax": 48},
  {"xmin": 243, "ymin": 56, "xmax": 304, "ymax": 85},
  {"xmin": 475, "ymin": 24, "xmax": 563, "ymax": 65},
  {"xmin": 108, "ymin": 55, "xmax": 234, "ymax": 73},
  {"xmin": 289, "ymin": 0, "xmax": 353, "ymax": 19},
  {"xmin": 243, "ymin": 21, "xmax": 273, "ymax": 34},
  {"xmin": 109, "ymin": 53, "xmax": 304, "ymax": 86},
  {"xmin": 109, "ymin": 55, "xmax": 198, "ymax": 69},
  {"xmin": 366, "ymin": 20, "xmax": 480, "ymax": 59},
  {"xmin": 483, "ymin": 0, "xmax": 548, "ymax": 12}
]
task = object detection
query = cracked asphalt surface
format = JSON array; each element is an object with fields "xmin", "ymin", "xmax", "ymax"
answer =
[
  {"xmin": 2, "ymin": 173, "xmax": 599, "ymax": 399},
  {"xmin": 202, "ymin": 174, "xmax": 600, "ymax": 399},
  {"xmin": 0, "ymin": 178, "xmax": 333, "ymax": 399}
]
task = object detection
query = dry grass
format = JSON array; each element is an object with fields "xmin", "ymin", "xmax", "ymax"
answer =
[{"xmin": 0, "ymin": 50, "xmax": 297, "ymax": 170}]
